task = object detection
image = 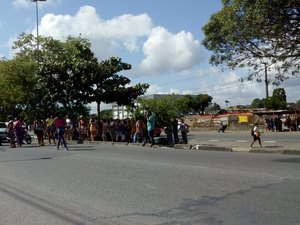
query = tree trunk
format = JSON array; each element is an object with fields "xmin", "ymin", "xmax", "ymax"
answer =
[{"xmin": 97, "ymin": 101, "xmax": 101, "ymax": 121}]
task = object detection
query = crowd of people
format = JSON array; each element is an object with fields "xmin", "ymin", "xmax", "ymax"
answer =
[
  {"xmin": 265, "ymin": 116, "xmax": 299, "ymax": 132},
  {"xmin": 2, "ymin": 111, "xmax": 190, "ymax": 149}
]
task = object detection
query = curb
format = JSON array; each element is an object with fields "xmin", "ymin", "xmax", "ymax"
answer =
[
  {"xmin": 74, "ymin": 140, "xmax": 300, "ymax": 155},
  {"xmin": 281, "ymin": 150, "xmax": 300, "ymax": 155}
]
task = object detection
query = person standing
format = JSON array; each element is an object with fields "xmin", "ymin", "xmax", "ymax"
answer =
[
  {"xmin": 53, "ymin": 114, "xmax": 68, "ymax": 151},
  {"xmin": 78, "ymin": 115, "xmax": 87, "ymax": 143},
  {"xmin": 65, "ymin": 115, "xmax": 73, "ymax": 141},
  {"xmin": 145, "ymin": 111, "xmax": 155, "ymax": 147},
  {"xmin": 134, "ymin": 118, "xmax": 145, "ymax": 143},
  {"xmin": 89, "ymin": 116, "xmax": 98, "ymax": 142},
  {"xmin": 13, "ymin": 117, "xmax": 23, "ymax": 147},
  {"xmin": 108, "ymin": 119, "xmax": 116, "ymax": 142},
  {"xmin": 101, "ymin": 119, "xmax": 108, "ymax": 142},
  {"xmin": 33, "ymin": 117, "xmax": 45, "ymax": 146},
  {"xmin": 179, "ymin": 119, "xmax": 189, "ymax": 144},
  {"xmin": 250, "ymin": 124, "xmax": 262, "ymax": 148},
  {"xmin": 46, "ymin": 115, "xmax": 56, "ymax": 145},
  {"xmin": 7, "ymin": 116, "xmax": 15, "ymax": 148},
  {"xmin": 172, "ymin": 118, "xmax": 179, "ymax": 144}
]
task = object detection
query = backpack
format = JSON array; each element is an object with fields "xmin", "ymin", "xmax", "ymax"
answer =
[{"xmin": 250, "ymin": 128, "xmax": 254, "ymax": 136}]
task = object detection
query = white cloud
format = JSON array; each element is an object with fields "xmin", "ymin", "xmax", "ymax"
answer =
[
  {"xmin": 12, "ymin": 0, "xmax": 57, "ymax": 8},
  {"xmin": 145, "ymin": 84, "xmax": 191, "ymax": 96},
  {"xmin": 12, "ymin": 0, "xmax": 31, "ymax": 8},
  {"xmin": 136, "ymin": 26, "xmax": 204, "ymax": 76},
  {"xmin": 36, "ymin": 6, "xmax": 204, "ymax": 75},
  {"xmin": 38, "ymin": 6, "xmax": 152, "ymax": 59}
]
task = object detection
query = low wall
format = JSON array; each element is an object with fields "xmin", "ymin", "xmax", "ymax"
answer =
[{"xmin": 184, "ymin": 113, "xmax": 263, "ymax": 131}]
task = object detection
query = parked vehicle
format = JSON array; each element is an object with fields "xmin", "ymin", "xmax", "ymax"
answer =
[
  {"xmin": 6, "ymin": 125, "xmax": 32, "ymax": 144},
  {"xmin": 0, "ymin": 122, "xmax": 8, "ymax": 142},
  {"xmin": 23, "ymin": 129, "xmax": 32, "ymax": 144}
]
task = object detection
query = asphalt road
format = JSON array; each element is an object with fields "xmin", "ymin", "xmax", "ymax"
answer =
[
  {"xmin": 188, "ymin": 130, "xmax": 300, "ymax": 142},
  {"xmin": 0, "ymin": 143, "xmax": 299, "ymax": 225}
]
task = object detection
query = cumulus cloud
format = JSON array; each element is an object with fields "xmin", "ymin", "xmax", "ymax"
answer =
[
  {"xmin": 36, "ymin": 5, "xmax": 204, "ymax": 76},
  {"xmin": 136, "ymin": 26, "xmax": 203, "ymax": 76},
  {"xmin": 38, "ymin": 6, "xmax": 152, "ymax": 59}
]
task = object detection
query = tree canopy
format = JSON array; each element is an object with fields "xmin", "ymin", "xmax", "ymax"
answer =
[
  {"xmin": 137, "ymin": 94, "xmax": 214, "ymax": 127},
  {"xmin": 0, "ymin": 58, "xmax": 38, "ymax": 121},
  {"xmin": 250, "ymin": 98, "xmax": 265, "ymax": 109},
  {"xmin": 183, "ymin": 94, "xmax": 213, "ymax": 115},
  {"xmin": 250, "ymin": 87, "xmax": 288, "ymax": 110},
  {"xmin": 202, "ymin": 0, "xmax": 300, "ymax": 83},
  {"xmin": 0, "ymin": 33, "xmax": 149, "ymax": 121},
  {"xmin": 265, "ymin": 88, "xmax": 287, "ymax": 110}
]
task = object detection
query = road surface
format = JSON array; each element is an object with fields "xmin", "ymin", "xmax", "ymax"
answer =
[{"xmin": 0, "ymin": 143, "xmax": 299, "ymax": 225}]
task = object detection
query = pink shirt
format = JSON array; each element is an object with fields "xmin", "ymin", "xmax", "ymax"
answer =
[{"xmin": 54, "ymin": 118, "xmax": 65, "ymax": 128}]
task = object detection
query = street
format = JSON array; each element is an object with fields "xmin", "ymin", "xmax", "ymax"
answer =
[
  {"xmin": 188, "ymin": 129, "xmax": 300, "ymax": 142},
  {"xmin": 0, "ymin": 143, "xmax": 299, "ymax": 225}
]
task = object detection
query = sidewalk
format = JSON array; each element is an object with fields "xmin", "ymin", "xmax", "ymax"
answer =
[
  {"xmin": 82, "ymin": 136, "xmax": 300, "ymax": 155},
  {"xmin": 182, "ymin": 140, "xmax": 300, "ymax": 155},
  {"xmin": 173, "ymin": 131, "xmax": 300, "ymax": 155}
]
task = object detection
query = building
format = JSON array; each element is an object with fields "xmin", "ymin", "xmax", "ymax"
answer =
[{"xmin": 112, "ymin": 104, "xmax": 131, "ymax": 120}]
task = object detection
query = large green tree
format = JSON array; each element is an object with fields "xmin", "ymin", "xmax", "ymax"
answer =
[
  {"xmin": 250, "ymin": 98, "xmax": 265, "ymax": 108},
  {"xmin": 13, "ymin": 34, "xmax": 98, "ymax": 118},
  {"xmin": 183, "ymin": 94, "xmax": 213, "ymax": 115},
  {"xmin": 138, "ymin": 95, "xmax": 183, "ymax": 127},
  {"xmin": 0, "ymin": 58, "xmax": 38, "ymax": 121},
  {"xmin": 265, "ymin": 88, "xmax": 287, "ymax": 109},
  {"xmin": 202, "ymin": 0, "xmax": 300, "ymax": 82},
  {"xmin": 136, "ymin": 94, "xmax": 213, "ymax": 126},
  {"xmin": 11, "ymin": 33, "xmax": 148, "ymax": 120}
]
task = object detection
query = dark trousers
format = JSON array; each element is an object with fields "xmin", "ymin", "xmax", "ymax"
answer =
[
  {"xmin": 148, "ymin": 130, "xmax": 155, "ymax": 145},
  {"xmin": 181, "ymin": 131, "xmax": 188, "ymax": 144},
  {"xmin": 57, "ymin": 128, "xmax": 67, "ymax": 148}
]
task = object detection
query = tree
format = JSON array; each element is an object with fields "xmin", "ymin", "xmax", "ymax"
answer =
[
  {"xmin": 0, "ymin": 58, "xmax": 38, "ymax": 121},
  {"xmin": 202, "ymin": 0, "xmax": 300, "ymax": 82},
  {"xmin": 139, "ymin": 96, "xmax": 179, "ymax": 127},
  {"xmin": 12, "ymin": 33, "xmax": 149, "ymax": 119},
  {"xmin": 250, "ymin": 98, "xmax": 265, "ymax": 108},
  {"xmin": 100, "ymin": 109, "xmax": 112, "ymax": 120},
  {"xmin": 184, "ymin": 94, "xmax": 213, "ymax": 115},
  {"xmin": 137, "ymin": 95, "xmax": 191, "ymax": 127},
  {"xmin": 206, "ymin": 103, "xmax": 221, "ymax": 112},
  {"xmin": 92, "ymin": 57, "xmax": 149, "ymax": 118},
  {"xmin": 265, "ymin": 88, "xmax": 287, "ymax": 109},
  {"xmin": 13, "ymin": 34, "xmax": 98, "ymax": 118},
  {"xmin": 136, "ymin": 94, "xmax": 213, "ymax": 127}
]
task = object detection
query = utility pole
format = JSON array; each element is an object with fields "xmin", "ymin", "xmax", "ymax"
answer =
[
  {"xmin": 262, "ymin": 62, "xmax": 269, "ymax": 99},
  {"xmin": 31, "ymin": 0, "xmax": 47, "ymax": 60}
]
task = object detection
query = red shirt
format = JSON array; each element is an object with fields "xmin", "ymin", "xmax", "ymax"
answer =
[{"xmin": 54, "ymin": 118, "xmax": 65, "ymax": 128}]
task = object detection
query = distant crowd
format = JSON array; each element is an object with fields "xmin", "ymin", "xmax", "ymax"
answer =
[
  {"xmin": 264, "ymin": 116, "xmax": 298, "ymax": 132},
  {"xmin": 2, "ymin": 111, "xmax": 190, "ymax": 149}
]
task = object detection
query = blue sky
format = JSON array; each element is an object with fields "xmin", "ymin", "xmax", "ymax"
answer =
[{"xmin": 1, "ymin": 0, "xmax": 299, "ymax": 112}]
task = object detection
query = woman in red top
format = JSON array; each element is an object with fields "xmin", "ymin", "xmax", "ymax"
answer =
[
  {"xmin": 78, "ymin": 115, "xmax": 87, "ymax": 142},
  {"xmin": 53, "ymin": 114, "xmax": 68, "ymax": 151}
]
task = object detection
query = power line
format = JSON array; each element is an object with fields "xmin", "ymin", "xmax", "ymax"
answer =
[{"xmin": 158, "ymin": 73, "xmax": 300, "ymax": 96}]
